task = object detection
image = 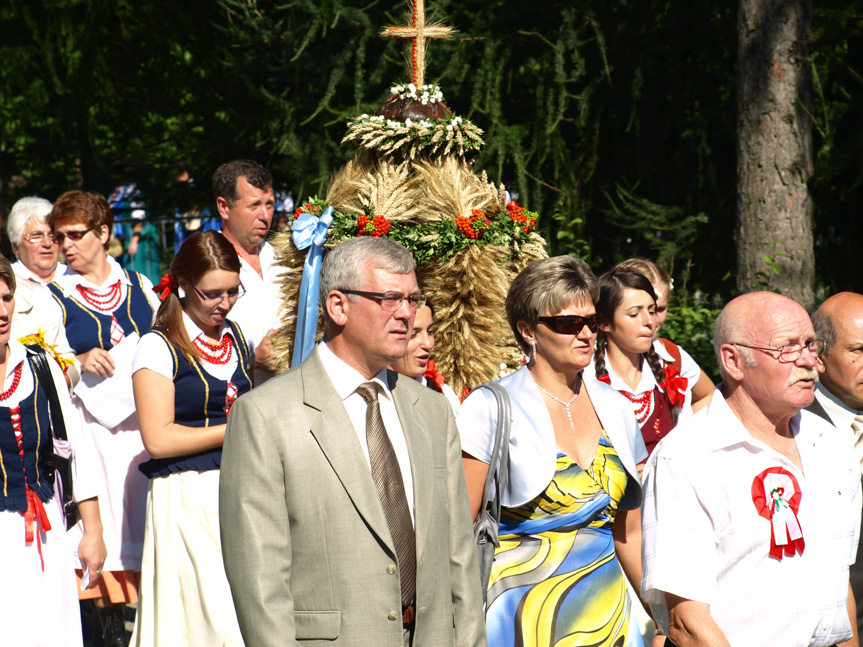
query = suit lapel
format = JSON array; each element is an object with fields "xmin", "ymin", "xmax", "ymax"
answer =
[
  {"xmin": 390, "ymin": 371, "xmax": 433, "ymax": 562},
  {"xmin": 302, "ymin": 349, "xmax": 393, "ymax": 549}
]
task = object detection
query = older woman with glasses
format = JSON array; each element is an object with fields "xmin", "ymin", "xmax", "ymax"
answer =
[
  {"xmin": 130, "ymin": 232, "xmax": 251, "ymax": 646},
  {"xmin": 46, "ymin": 190, "xmax": 160, "ymax": 646},
  {"xmin": 459, "ymin": 256, "xmax": 652, "ymax": 647},
  {"xmin": 6, "ymin": 197, "xmax": 79, "ymax": 387}
]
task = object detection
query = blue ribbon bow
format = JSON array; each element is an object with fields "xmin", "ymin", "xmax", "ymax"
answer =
[{"xmin": 291, "ymin": 207, "xmax": 334, "ymax": 367}]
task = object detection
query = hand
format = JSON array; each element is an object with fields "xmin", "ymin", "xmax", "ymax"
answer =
[
  {"xmin": 254, "ymin": 329, "xmax": 279, "ymax": 374},
  {"xmin": 77, "ymin": 348, "xmax": 116, "ymax": 378},
  {"xmin": 78, "ymin": 528, "xmax": 108, "ymax": 589}
]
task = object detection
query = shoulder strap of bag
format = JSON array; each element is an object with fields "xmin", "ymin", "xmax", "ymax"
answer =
[
  {"xmin": 475, "ymin": 383, "xmax": 512, "ymax": 527},
  {"xmin": 25, "ymin": 344, "xmax": 68, "ymax": 441}
]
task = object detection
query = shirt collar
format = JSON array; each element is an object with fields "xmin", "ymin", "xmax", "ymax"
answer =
[
  {"xmin": 601, "ymin": 351, "xmax": 659, "ymax": 394},
  {"xmin": 318, "ymin": 341, "xmax": 392, "ymax": 402},
  {"xmin": 12, "ymin": 260, "xmax": 66, "ymax": 286},
  {"xmin": 814, "ymin": 384, "xmax": 861, "ymax": 430},
  {"xmin": 653, "ymin": 338, "xmax": 674, "ymax": 363},
  {"xmin": 181, "ymin": 311, "xmax": 229, "ymax": 344},
  {"xmin": 56, "ymin": 256, "xmax": 131, "ymax": 295},
  {"xmin": 3, "ymin": 339, "xmax": 28, "ymax": 381}
]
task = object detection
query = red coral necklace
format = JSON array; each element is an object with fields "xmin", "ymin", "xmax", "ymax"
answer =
[
  {"xmin": 76, "ymin": 281, "xmax": 122, "ymax": 312},
  {"xmin": 621, "ymin": 389, "xmax": 652, "ymax": 424},
  {"xmin": 0, "ymin": 363, "xmax": 24, "ymax": 401},
  {"xmin": 194, "ymin": 334, "xmax": 232, "ymax": 365}
]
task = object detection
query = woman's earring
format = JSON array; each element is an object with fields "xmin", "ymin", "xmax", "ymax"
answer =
[{"xmin": 531, "ymin": 340, "xmax": 537, "ymax": 365}]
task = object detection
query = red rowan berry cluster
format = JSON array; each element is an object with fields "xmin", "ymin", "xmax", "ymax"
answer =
[
  {"xmin": 456, "ymin": 210, "xmax": 491, "ymax": 239},
  {"xmin": 293, "ymin": 202, "xmax": 322, "ymax": 220},
  {"xmin": 357, "ymin": 214, "xmax": 392, "ymax": 237},
  {"xmin": 506, "ymin": 201, "xmax": 537, "ymax": 233}
]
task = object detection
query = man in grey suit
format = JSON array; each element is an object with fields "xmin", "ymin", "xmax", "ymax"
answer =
[
  {"xmin": 810, "ymin": 291, "xmax": 863, "ymax": 642},
  {"xmin": 220, "ymin": 237, "xmax": 486, "ymax": 646}
]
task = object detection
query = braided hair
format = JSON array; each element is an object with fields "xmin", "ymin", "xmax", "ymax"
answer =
[{"xmin": 594, "ymin": 269, "xmax": 680, "ymax": 425}]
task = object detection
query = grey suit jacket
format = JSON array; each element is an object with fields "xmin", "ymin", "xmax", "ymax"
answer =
[{"xmin": 220, "ymin": 347, "xmax": 487, "ymax": 647}]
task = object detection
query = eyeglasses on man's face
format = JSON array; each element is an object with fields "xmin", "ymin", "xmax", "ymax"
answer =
[
  {"xmin": 22, "ymin": 231, "xmax": 57, "ymax": 245},
  {"xmin": 731, "ymin": 340, "xmax": 824, "ymax": 363},
  {"xmin": 192, "ymin": 283, "xmax": 247, "ymax": 304},
  {"xmin": 52, "ymin": 228, "xmax": 98, "ymax": 245},
  {"xmin": 339, "ymin": 289, "xmax": 427, "ymax": 312}
]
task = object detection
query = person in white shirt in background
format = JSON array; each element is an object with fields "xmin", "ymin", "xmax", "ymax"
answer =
[
  {"xmin": 213, "ymin": 159, "xmax": 286, "ymax": 385},
  {"xmin": 642, "ymin": 291, "xmax": 861, "ymax": 647},
  {"xmin": 809, "ymin": 292, "xmax": 863, "ymax": 643},
  {"xmin": 6, "ymin": 196, "xmax": 80, "ymax": 388},
  {"xmin": 388, "ymin": 301, "xmax": 461, "ymax": 414}
]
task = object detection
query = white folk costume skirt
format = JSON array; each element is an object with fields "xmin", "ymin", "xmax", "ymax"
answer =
[
  {"xmin": 131, "ymin": 469, "xmax": 243, "ymax": 647},
  {"xmin": 67, "ymin": 400, "xmax": 149, "ymax": 573},
  {"xmin": 0, "ymin": 492, "xmax": 83, "ymax": 646}
]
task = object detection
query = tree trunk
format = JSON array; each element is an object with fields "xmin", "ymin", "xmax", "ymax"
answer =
[{"xmin": 736, "ymin": 0, "xmax": 814, "ymax": 310}]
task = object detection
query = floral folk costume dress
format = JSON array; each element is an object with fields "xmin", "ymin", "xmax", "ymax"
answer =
[
  {"xmin": 458, "ymin": 366, "xmax": 647, "ymax": 647},
  {"xmin": 130, "ymin": 314, "xmax": 252, "ymax": 647},
  {"xmin": 48, "ymin": 258, "xmax": 159, "ymax": 600}
]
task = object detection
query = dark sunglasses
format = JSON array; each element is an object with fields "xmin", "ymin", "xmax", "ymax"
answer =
[
  {"xmin": 537, "ymin": 314, "xmax": 599, "ymax": 335},
  {"xmin": 52, "ymin": 228, "xmax": 97, "ymax": 245}
]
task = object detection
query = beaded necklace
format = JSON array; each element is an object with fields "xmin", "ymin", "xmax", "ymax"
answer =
[
  {"xmin": 194, "ymin": 334, "xmax": 233, "ymax": 365},
  {"xmin": 0, "ymin": 362, "xmax": 23, "ymax": 401},
  {"xmin": 621, "ymin": 389, "xmax": 652, "ymax": 424},
  {"xmin": 76, "ymin": 281, "xmax": 122, "ymax": 312}
]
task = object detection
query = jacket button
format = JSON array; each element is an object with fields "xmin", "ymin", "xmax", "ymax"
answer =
[
  {"xmin": 388, "ymin": 610, "xmax": 399, "ymax": 621},
  {"xmin": 386, "ymin": 564, "xmax": 397, "ymax": 575}
]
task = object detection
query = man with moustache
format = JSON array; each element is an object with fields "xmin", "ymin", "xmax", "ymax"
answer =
[
  {"xmin": 220, "ymin": 237, "xmax": 486, "ymax": 647},
  {"xmin": 810, "ymin": 292, "xmax": 863, "ymax": 642},
  {"xmin": 641, "ymin": 292, "xmax": 861, "ymax": 647},
  {"xmin": 214, "ymin": 159, "xmax": 283, "ymax": 384}
]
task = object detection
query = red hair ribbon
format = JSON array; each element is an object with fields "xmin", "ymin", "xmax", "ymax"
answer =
[
  {"xmin": 423, "ymin": 360, "xmax": 446, "ymax": 392},
  {"xmin": 660, "ymin": 365, "xmax": 688, "ymax": 406},
  {"xmin": 153, "ymin": 273, "xmax": 179, "ymax": 301}
]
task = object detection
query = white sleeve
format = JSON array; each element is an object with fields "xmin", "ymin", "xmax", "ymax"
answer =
[
  {"xmin": 47, "ymin": 356, "xmax": 100, "ymax": 502},
  {"xmin": 641, "ymin": 451, "xmax": 717, "ymax": 606},
  {"xmin": 441, "ymin": 383, "xmax": 461, "ymax": 416},
  {"xmin": 131, "ymin": 332, "xmax": 175, "ymax": 379},
  {"xmin": 455, "ymin": 388, "xmax": 497, "ymax": 464},
  {"xmin": 677, "ymin": 344, "xmax": 702, "ymax": 383}
]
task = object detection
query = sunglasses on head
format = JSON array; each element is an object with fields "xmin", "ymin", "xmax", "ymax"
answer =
[{"xmin": 537, "ymin": 314, "xmax": 599, "ymax": 335}]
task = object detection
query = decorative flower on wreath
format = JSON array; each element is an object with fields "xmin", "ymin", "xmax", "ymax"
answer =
[
  {"xmin": 660, "ymin": 366, "xmax": 688, "ymax": 406},
  {"xmin": 293, "ymin": 202, "xmax": 323, "ymax": 220},
  {"xmin": 456, "ymin": 210, "xmax": 491, "ymax": 239},
  {"xmin": 751, "ymin": 466, "xmax": 805, "ymax": 560},
  {"xmin": 357, "ymin": 214, "xmax": 392, "ymax": 237}
]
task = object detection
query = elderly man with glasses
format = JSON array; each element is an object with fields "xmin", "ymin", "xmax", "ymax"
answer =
[
  {"xmin": 641, "ymin": 292, "xmax": 861, "ymax": 647},
  {"xmin": 6, "ymin": 196, "xmax": 80, "ymax": 387}
]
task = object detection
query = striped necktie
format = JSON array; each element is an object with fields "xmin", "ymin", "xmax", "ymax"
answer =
[{"xmin": 356, "ymin": 381, "xmax": 416, "ymax": 606}]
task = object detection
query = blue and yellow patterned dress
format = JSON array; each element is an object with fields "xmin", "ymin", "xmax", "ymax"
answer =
[{"xmin": 485, "ymin": 431, "xmax": 643, "ymax": 647}]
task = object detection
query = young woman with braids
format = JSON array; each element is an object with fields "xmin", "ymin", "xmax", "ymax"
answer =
[
  {"xmin": 615, "ymin": 258, "xmax": 714, "ymax": 416},
  {"xmin": 129, "ymin": 231, "xmax": 251, "ymax": 646},
  {"xmin": 583, "ymin": 269, "xmax": 700, "ymax": 464},
  {"xmin": 388, "ymin": 301, "xmax": 461, "ymax": 413}
]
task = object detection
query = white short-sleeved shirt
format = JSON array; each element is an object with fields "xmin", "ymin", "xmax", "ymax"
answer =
[
  {"xmin": 132, "ymin": 312, "xmax": 245, "ymax": 381},
  {"xmin": 641, "ymin": 390, "xmax": 861, "ymax": 646},
  {"xmin": 318, "ymin": 342, "xmax": 415, "ymax": 523},
  {"xmin": 583, "ymin": 339, "xmax": 701, "ymax": 422}
]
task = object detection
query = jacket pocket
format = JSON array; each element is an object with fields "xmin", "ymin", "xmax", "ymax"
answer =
[{"xmin": 294, "ymin": 610, "xmax": 341, "ymax": 640}]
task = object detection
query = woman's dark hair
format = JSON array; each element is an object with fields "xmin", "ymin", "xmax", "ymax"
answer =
[
  {"xmin": 154, "ymin": 231, "xmax": 241, "ymax": 360},
  {"xmin": 0, "ymin": 255, "xmax": 16, "ymax": 295},
  {"xmin": 594, "ymin": 269, "xmax": 679, "ymax": 424}
]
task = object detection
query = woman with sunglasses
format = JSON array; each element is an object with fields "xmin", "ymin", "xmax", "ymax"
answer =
[
  {"xmin": 389, "ymin": 301, "xmax": 461, "ymax": 413},
  {"xmin": 583, "ymin": 269, "xmax": 699, "ymax": 463},
  {"xmin": 130, "ymin": 232, "xmax": 250, "ymax": 646},
  {"xmin": 459, "ymin": 256, "xmax": 651, "ymax": 647},
  {"xmin": 46, "ymin": 190, "xmax": 160, "ymax": 645}
]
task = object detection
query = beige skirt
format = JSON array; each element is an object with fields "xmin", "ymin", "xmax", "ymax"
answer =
[{"xmin": 131, "ymin": 469, "xmax": 243, "ymax": 647}]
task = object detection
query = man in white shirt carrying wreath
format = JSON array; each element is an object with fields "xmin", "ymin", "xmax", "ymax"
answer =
[{"xmin": 641, "ymin": 292, "xmax": 861, "ymax": 647}]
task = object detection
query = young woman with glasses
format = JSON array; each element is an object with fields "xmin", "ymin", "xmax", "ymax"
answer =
[
  {"xmin": 46, "ymin": 190, "xmax": 160, "ymax": 645},
  {"xmin": 129, "ymin": 231, "xmax": 251, "ymax": 646},
  {"xmin": 459, "ymin": 256, "xmax": 652, "ymax": 647}
]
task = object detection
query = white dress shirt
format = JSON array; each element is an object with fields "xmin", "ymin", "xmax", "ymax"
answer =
[
  {"xmin": 813, "ymin": 385, "xmax": 863, "ymax": 472},
  {"xmin": 318, "ymin": 341, "xmax": 415, "ymax": 523},
  {"xmin": 221, "ymin": 239, "xmax": 290, "ymax": 386},
  {"xmin": 642, "ymin": 390, "xmax": 861, "ymax": 646}
]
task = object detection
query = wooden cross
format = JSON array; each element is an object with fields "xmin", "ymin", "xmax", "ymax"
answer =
[{"xmin": 381, "ymin": 0, "xmax": 454, "ymax": 88}]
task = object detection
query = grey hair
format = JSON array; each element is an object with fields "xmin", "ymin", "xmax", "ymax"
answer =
[
  {"xmin": 506, "ymin": 256, "xmax": 599, "ymax": 355},
  {"xmin": 7, "ymin": 196, "xmax": 53, "ymax": 247},
  {"xmin": 320, "ymin": 237, "xmax": 415, "ymax": 320},
  {"xmin": 712, "ymin": 306, "xmax": 755, "ymax": 379},
  {"xmin": 811, "ymin": 307, "xmax": 839, "ymax": 356}
]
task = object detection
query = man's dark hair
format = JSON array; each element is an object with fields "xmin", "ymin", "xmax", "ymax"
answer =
[
  {"xmin": 811, "ymin": 307, "xmax": 839, "ymax": 355},
  {"xmin": 212, "ymin": 160, "xmax": 272, "ymax": 206}
]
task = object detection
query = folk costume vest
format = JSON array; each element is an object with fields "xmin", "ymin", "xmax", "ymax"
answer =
[
  {"xmin": 48, "ymin": 269, "xmax": 154, "ymax": 352},
  {"xmin": 0, "ymin": 365, "xmax": 55, "ymax": 512},
  {"xmin": 139, "ymin": 321, "xmax": 252, "ymax": 478}
]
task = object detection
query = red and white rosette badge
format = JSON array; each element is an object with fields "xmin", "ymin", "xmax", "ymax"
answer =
[{"xmin": 751, "ymin": 467, "xmax": 805, "ymax": 560}]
